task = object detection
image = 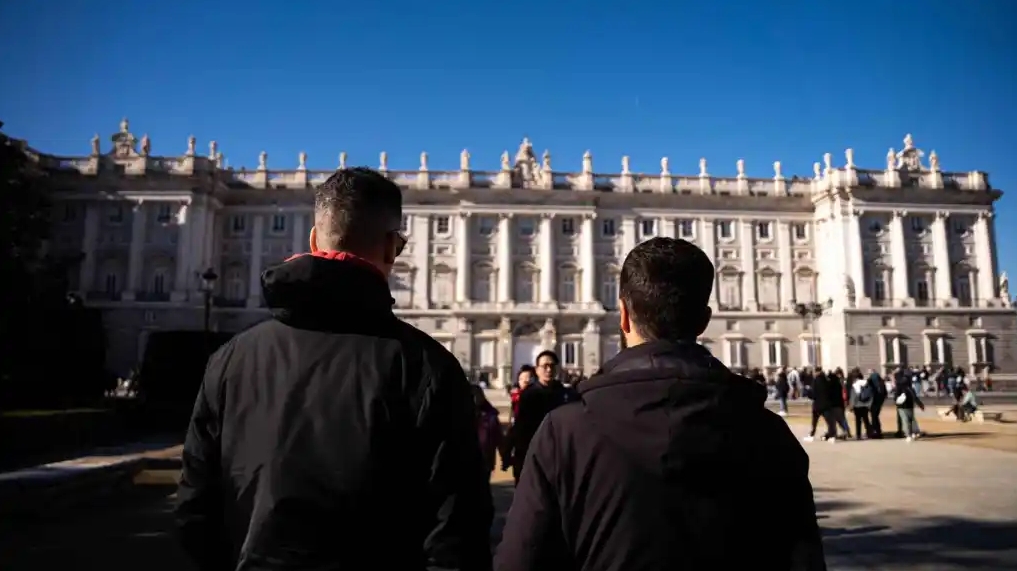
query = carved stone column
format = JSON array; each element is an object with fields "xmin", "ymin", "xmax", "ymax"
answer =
[
  {"xmin": 580, "ymin": 214, "xmax": 596, "ymax": 306},
  {"xmin": 582, "ymin": 318, "xmax": 601, "ymax": 376},
  {"xmin": 497, "ymin": 214, "xmax": 513, "ymax": 304},
  {"xmin": 539, "ymin": 214, "xmax": 555, "ymax": 304},
  {"xmin": 973, "ymin": 212, "xmax": 996, "ymax": 305},
  {"xmin": 700, "ymin": 219, "xmax": 717, "ymax": 309},
  {"xmin": 247, "ymin": 215, "xmax": 264, "ymax": 308},
  {"xmin": 848, "ymin": 209, "xmax": 868, "ymax": 308},
  {"xmin": 78, "ymin": 203, "xmax": 100, "ymax": 295},
  {"xmin": 888, "ymin": 211, "xmax": 911, "ymax": 306},
  {"xmin": 739, "ymin": 219, "xmax": 757, "ymax": 311},
  {"xmin": 455, "ymin": 213, "xmax": 471, "ymax": 304},
  {"xmin": 122, "ymin": 201, "xmax": 147, "ymax": 301},
  {"xmin": 455, "ymin": 318, "xmax": 474, "ymax": 370},
  {"xmin": 776, "ymin": 221, "xmax": 793, "ymax": 307},
  {"xmin": 290, "ymin": 211, "xmax": 306, "ymax": 257},
  {"xmin": 931, "ymin": 211, "xmax": 953, "ymax": 306},
  {"xmin": 498, "ymin": 317, "xmax": 513, "ymax": 389},
  {"xmin": 172, "ymin": 202, "xmax": 192, "ymax": 302}
]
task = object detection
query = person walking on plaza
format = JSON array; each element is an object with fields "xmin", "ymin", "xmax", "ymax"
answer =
[
  {"xmin": 507, "ymin": 364, "xmax": 536, "ymax": 424},
  {"xmin": 473, "ymin": 385, "xmax": 505, "ymax": 475},
  {"xmin": 175, "ymin": 168, "xmax": 493, "ymax": 571},
  {"xmin": 501, "ymin": 350, "xmax": 572, "ymax": 484},
  {"xmin": 866, "ymin": 368, "xmax": 887, "ymax": 438},
  {"xmin": 804, "ymin": 371, "xmax": 841, "ymax": 442},
  {"xmin": 776, "ymin": 366, "xmax": 791, "ymax": 416},
  {"xmin": 848, "ymin": 374, "xmax": 873, "ymax": 439},
  {"xmin": 495, "ymin": 238, "xmax": 826, "ymax": 571},
  {"xmin": 895, "ymin": 372, "xmax": 926, "ymax": 441}
]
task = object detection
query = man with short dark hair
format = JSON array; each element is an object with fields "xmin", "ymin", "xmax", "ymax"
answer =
[
  {"xmin": 496, "ymin": 237, "xmax": 826, "ymax": 571},
  {"xmin": 502, "ymin": 350, "xmax": 574, "ymax": 484},
  {"xmin": 176, "ymin": 168, "xmax": 493, "ymax": 571}
]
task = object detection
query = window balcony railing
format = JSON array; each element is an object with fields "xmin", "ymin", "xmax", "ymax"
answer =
[
  {"xmin": 135, "ymin": 292, "xmax": 170, "ymax": 302},
  {"xmin": 88, "ymin": 291, "xmax": 122, "ymax": 301}
]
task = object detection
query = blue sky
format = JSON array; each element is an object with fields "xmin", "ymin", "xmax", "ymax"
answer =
[{"xmin": 2, "ymin": 0, "xmax": 1015, "ymax": 274}]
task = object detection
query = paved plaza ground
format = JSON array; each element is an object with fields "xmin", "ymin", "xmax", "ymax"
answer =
[{"xmin": 0, "ymin": 416, "xmax": 1014, "ymax": 570}]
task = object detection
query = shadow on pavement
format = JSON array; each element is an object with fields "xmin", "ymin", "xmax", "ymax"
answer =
[
  {"xmin": 0, "ymin": 475, "xmax": 193, "ymax": 571},
  {"xmin": 491, "ymin": 481, "xmax": 515, "ymax": 545},
  {"xmin": 823, "ymin": 516, "xmax": 1017, "ymax": 569}
]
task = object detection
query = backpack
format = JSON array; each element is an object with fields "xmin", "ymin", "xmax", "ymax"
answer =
[{"xmin": 858, "ymin": 385, "xmax": 873, "ymax": 403}]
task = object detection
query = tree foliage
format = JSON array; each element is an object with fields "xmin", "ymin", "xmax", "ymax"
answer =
[{"xmin": 0, "ymin": 122, "xmax": 106, "ymax": 409}]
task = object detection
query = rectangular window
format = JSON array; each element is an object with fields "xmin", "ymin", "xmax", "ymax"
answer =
[
  {"xmin": 601, "ymin": 275, "xmax": 618, "ymax": 310},
  {"xmin": 756, "ymin": 222, "xmax": 772, "ymax": 240},
  {"xmin": 519, "ymin": 217, "xmax": 536, "ymax": 237},
  {"xmin": 478, "ymin": 340, "xmax": 496, "ymax": 368},
  {"xmin": 677, "ymin": 220, "xmax": 694, "ymax": 239},
  {"xmin": 108, "ymin": 205, "xmax": 124, "ymax": 224},
  {"xmin": 560, "ymin": 341, "xmax": 580, "ymax": 368},
  {"xmin": 434, "ymin": 216, "xmax": 451, "ymax": 236},
  {"xmin": 601, "ymin": 219, "xmax": 616, "ymax": 237},
  {"xmin": 271, "ymin": 214, "xmax": 287, "ymax": 233},
  {"xmin": 561, "ymin": 218, "xmax": 575, "ymax": 236},
  {"xmin": 803, "ymin": 339, "xmax": 818, "ymax": 367},
  {"xmin": 640, "ymin": 219, "xmax": 656, "ymax": 238},
  {"xmin": 156, "ymin": 204, "xmax": 172, "ymax": 224},
  {"xmin": 873, "ymin": 279, "xmax": 886, "ymax": 301},
  {"xmin": 793, "ymin": 223, "xmax": 807, "ymax": 241},
  {"xmin": 559, "ymin": 273, "xmax": 576, "ymax": 303},
  {"xmin": 765, "ymin": 340, "xmax": 781, "ymax": 367},
  {"xmin": 882, "ymin": 335, "xmax": 901, "ymax": 365},
  {"xmin": 478, "ymin": 217, "xmax": 495, "ymax": 236},
  {"xmin": 916, "ymin": 280, "xmax": 930, "ymax": 301},
  {"xmin": 717, "ymin": 221, "xmax": 733, "ymax": 240},
  {"xmin": 230, "ymin": 215, "xmax": 246, "ymax": 234},
  {"xmin": 726, "ymin": 340, "xmax": 744, "ymax": 367}
]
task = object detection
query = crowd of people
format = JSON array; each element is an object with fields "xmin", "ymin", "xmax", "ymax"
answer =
[
  {"xmin": 741, "ymin": 365, "xmax": 983, "ymax": 443},
  {"xmin": 175, "ymin": 167, "xmax": 830, "ymax": 570}
]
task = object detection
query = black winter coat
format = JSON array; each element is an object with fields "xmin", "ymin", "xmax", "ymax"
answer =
[
  {"xmin": 175, "ymin": 252, "xmax": 493, "ymax": 571},
  {"xmin": 494, "ymin": 340, "xmax": 827, "ymax": 571}
]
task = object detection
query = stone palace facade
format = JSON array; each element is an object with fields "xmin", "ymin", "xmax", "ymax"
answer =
[{"xmin": 27, "ymin": 120, "xmax": 1017, "ymax": 387}]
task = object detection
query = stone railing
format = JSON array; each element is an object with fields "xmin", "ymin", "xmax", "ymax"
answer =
[{"xmin": 23, "ymin": 125, "xmax": 992, "ymax": 196}]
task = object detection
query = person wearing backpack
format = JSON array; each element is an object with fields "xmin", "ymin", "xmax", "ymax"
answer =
[
  {"xmin": 866, "ymin": 369, "xmax": 887, "ymax": 438},
  {"xmin": 848, "ymin": 375, "xmax": 873, "ymax": 440}
]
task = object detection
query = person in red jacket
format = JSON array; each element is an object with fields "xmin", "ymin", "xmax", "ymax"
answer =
[{"xmin": 508, "ymin": 365, "xmax": 536, "ymax": 424}]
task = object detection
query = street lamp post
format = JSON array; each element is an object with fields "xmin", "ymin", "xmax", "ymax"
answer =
[
  {"xmin": 791, "ymin": 298, "xmax": 833, "ymax": 369},
  {"xmin": 199, "ymin": 268, "xmax": 218, "ymax": 337}
]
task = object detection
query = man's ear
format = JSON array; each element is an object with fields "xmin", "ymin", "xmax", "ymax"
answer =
[
  {"xmin": 309, "ymin": 226, "xmax": 319, "ymax": 253},
  {"xmin": 619, "ymin": 299, "xmax": 632, "ymax": 334}
]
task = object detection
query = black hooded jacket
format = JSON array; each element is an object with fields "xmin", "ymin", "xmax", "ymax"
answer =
[
  {"xmin": 175, "ymin": 252, "xmax": 493, "ymax": 571},
  {"xmin": 494, "ymin": 340, "xmax": 826, "ymax": 571}
]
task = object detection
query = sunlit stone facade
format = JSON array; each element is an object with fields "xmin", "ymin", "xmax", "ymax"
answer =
[{"xmin": 29, "ymin": 121, "xmax": 1017, "ymax": 387}]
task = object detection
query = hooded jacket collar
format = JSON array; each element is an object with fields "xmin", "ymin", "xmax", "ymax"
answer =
[{"xmin": 261, "ymin": 251, "xmax": 395, "ymax": 331}]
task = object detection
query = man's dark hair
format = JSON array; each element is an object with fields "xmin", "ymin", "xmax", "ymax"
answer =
[
  {"xmin": 534, "ymin": 350, "xmax": 559, "ymax": 365},
  {"xmin": 313, "ymin": 167, "xmax": 402, "ymax": 251},
  {"xmin": 619, "ymin": 237, "xmax": 714, "ymax": 341}
]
